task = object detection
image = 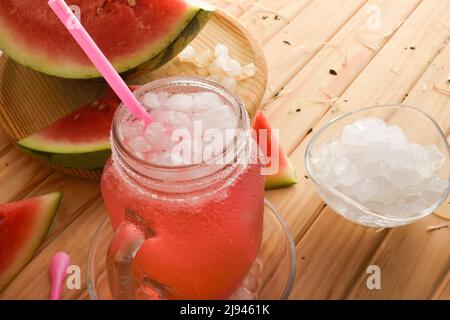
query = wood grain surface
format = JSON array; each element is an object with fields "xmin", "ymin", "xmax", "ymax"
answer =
[{"xmin": 0, "ymin": 0, "xmax": 449, "ymax": 300}]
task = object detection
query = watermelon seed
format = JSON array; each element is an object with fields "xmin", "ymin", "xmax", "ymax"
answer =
[
  {"xmin": 128, "ymin": 0, "xmax": 137, "ymax": 7},
  {"xmin": 329, "ymin": 69, "xmax": 338, "ymax": 76},
  {"xmin": 98, "ymin": 104, "xmax": 106, "ymax": 111}
]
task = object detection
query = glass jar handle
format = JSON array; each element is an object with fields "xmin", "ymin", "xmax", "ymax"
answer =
[
  {"xmin": 107, "ymin": 207, "xmax": 157, "ymax": 300},
  {"xmin": 106, "ymin": 221, "xmax": 145, "ymax": 299}
]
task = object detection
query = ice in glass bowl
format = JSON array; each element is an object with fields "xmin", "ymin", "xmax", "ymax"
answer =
[{"xmin": 305, "ymin": 105, "xmax": 450, "ymax": 228}]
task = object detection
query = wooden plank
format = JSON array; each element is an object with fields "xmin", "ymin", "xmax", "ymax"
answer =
[
  {"xmin": 0, "ymin": 199, "xmax": 106, "ymax": 300},
  {"xmin": 432, "ymin": 272, "xmax": 450, "ymax": 300},
  {"xmin": 238, "ymin": 0, "xmax": 313, "ymax": 44},
  {"xmin": 0, "ymin": 128, "xmax": 10, "ymax": 154},
  {"xmin": 291, "ymin": 207, "xmax": 387, "ymax": 299},
  {"xmin": 0, "ymin": 148, "xmax": 54, "ymax": 203},
  {"xmin": 205, "ymin": 0, "xmax": 260, "ymax": 18},
  {"xmin": 262, "ymin": 0, "xmax": 368, "ymax": 101},
  {"xmin": 344, "ymin": 215, "xmax": 450, "ymax": 299}
]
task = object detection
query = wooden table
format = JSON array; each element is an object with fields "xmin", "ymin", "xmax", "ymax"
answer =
[{"xmin": 1, "ymin": 0, "xmax": 449, "ymax": 300}]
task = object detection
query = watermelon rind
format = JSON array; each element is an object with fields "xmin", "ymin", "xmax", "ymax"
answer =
[
  {"xmin": 16, "ymin": 145, "xmax": 111, "ymax": 170},
  {"xmin": 0, "ymin": 3, "xmax": 213, "ymax": 79},
  {"xmin": 0, "ymin": 192, "xmax": 62, "ymax": 292},
  {"xmin": 252, "ymin": 111, "xmax": 298, "ymax": 190},
  {"xmin": 125, "ymin": 7, "xmax": 213, "ymax": 78},
  {"xmin": 264, "ymin": 161, "xmax": 298, "ymax": 190}
]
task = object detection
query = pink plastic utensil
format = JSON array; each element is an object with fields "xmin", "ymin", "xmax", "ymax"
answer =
[
  {"xmin": 47, "ymin": 0, "xmax": 152, "ymax": 123},
  {"xmin": 49, "ymin": 251, "xmax": 70, "ymax": 300}
]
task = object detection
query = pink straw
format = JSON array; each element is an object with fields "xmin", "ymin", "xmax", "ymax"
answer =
[{"xmin": 48, "ymin": 0, "xmax": 151, "ymax": 123}]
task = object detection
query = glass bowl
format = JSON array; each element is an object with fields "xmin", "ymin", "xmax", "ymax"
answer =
[
  {"xmin": 305, "ymin": 104, "xmax": 450, "ymax": 228},
  {"xmin": 87, "ymin": 199, "xmax": 297, "ymax": 300}
]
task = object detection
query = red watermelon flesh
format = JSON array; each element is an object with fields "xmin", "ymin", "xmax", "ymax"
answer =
[
  {"xmin": 0, "ymin": 192, "xmax": 62, "ymax": 292},
  {"xmin": 253, "ymin": 111, "xmax": 297, "ymax": 190},
  {"xmin": 0, "ymin": 1, "xmax": 213, "ymax": 78}
]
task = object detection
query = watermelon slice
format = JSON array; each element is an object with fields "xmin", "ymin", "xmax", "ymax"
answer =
[
  {"xmin": 17, "ymin": 89, "xmax": 127, "ymax": 170},
  {"xmin": 253, "ymin": 111, "xmax": 297, "ymax": 190},
  {"xmin": 0, "ymin": 192, "xmax": 62, "ymax": 292},
  {"xmin": 0, "ymin": 0, "xmax": 213, "ymax": 79}
]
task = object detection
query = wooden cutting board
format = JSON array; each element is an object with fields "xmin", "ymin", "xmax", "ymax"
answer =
[{"xmin": 0, "ymin": 10, "xmax": 267, "ymax": 179}]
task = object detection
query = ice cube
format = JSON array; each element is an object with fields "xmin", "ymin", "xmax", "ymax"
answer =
[
  {"xmin": 318, "ymin": 171, "xmax": 340, "ymax": 187},
  {"xmin": 388, "ymin": 145, "xmax": 414, "ymax": 170},
  {"xmin": 142, "ymin": 92, "xmax": 162, "ymax": 109},
  {"xmin": 312, "ymin": 145, "xmax": 340, "ymax": 187},
  {"xmin": 426, "ymin": 145, "xmax": 445, "ymax": 171},
  {"xmin": 215, "ymin": 43, "xmax": 229, "ymax": 57},
  {"xmin": 213, "ymin": 54, "xmax": 230, "ymax": 71},
  {"xmin": 165, "ymin": 94, "xmax": 194, "ymax": 112},
  {"xmin": 192, "ymin": 92, "xmax": 223, "ymax": 111},
  {"xmin": 354, "ymin": 117, "xmax": 386, "ymax": 131},
  {"xmin": 144, "ymin": 122, "xmax": 173, "ymax": 151},
  {"xmin": 410, "ymin": 143, "xmax": 432, "ymax": 178},
  {"xmin": 364, "ymin": 161, "xmax": 389, "ymax": 179},
  {"xmin": 221, "ymin": 77, "xmax": 237, "ymax": 93},
  {"xmin": 350, "ymin": 179, "xmax": 378, "ymax": 202},
  {"xmin": 194, "ymin": 106, "xmax": 236, "ymax": 130},
  {"xmin": 372, "ymin": 180, "xmax": 400, "ymax": 205},
  {"xmin": 241, "ymin": 63, "xmax": 257, "ymax": 79},
  {"xmin": 312, "ymin": 144, "xmax": 335, "ymax": 168},
  {"xmin": 389, "ymin": 167, "xmax": 418, "ymax": 189},
  {"xmin": 341, "ymin": 124, "xmax": 364, "ymax": 146},
  {"xmin": 121, "ymin": 120, "xmax": 146, "ymax": 141},
  {"xmin": 223, "ymin": 59, "xmax": 242, "ymax": 78},
  {"xmin": 386, "ymin": 125, "xmax": 408, "ymax": 149},
  {"xmin": 128, "ymin": 136, "xmax": 152, "ymax": 153},
  {"xmin": 158, "ymin": 91, "xmax": 169, "ymax": 105},
  {"xmin": 333, "ymin": 157, "xmax": 362, "ymax": 186},
  {"xmin": 363, "ymin": 141, "xmax": 390, "ymax": 164},
  {"xmin": 178, "ymin": 45, "xmax": 196, "ymax": 61},
  {"xmin": 426, "ymin": 176, "xmax": 449, "ymax": 194},
  {"xmin": 193, "ymin": 49, "xmax": 213, "ymax": 67},
  {"xmin": 364, "ymin": 125, "xmax": 388, "ymax": 145},
  {"xmin": 155, "ymin": 110, "xmax": 192, "ymax": 130}
]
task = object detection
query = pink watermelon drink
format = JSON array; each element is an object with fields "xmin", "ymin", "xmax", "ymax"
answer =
[{"xmin": 101, "ymin": 77, "xmax": 265, "ymax": 299}]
